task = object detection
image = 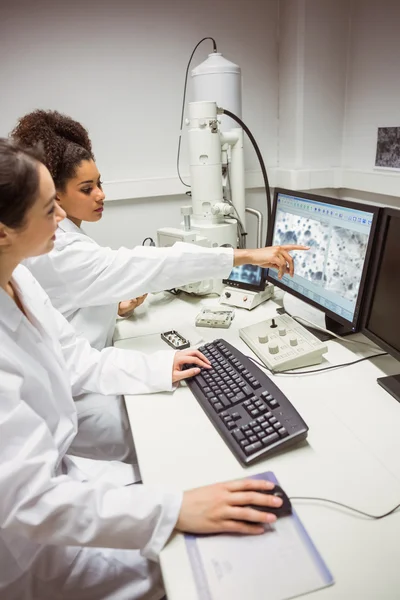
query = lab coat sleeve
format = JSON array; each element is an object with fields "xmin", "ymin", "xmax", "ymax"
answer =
[
  {"xmin": 0, "ymin": 368, "xmax": 181, "ymax": 558},
  {"xmin": 50, "ymin": 237, "xmax": 234, "ymax": 311},
  {"xmin": 49, "ymin": 295, "xmax": 177, "ymax": 396}
]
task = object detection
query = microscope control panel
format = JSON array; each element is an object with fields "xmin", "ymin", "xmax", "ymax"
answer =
[{"xmin": 239, "ymin": 313, "xmax": 328, "ymax": 372}]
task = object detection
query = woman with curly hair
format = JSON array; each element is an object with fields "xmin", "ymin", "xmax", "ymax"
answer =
[{"xmin": 11, "ymin": 109, "xmax": 307, "ymax": 463}]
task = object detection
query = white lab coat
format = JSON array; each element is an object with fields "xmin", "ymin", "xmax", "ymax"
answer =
[
  {"xmin": 25, "ymin": 217, "xmax": 234, "ymax": 350},
  {"xmin": 25, "ymin": 219, "xmax": 233, "ymax": 463},
  {"xmin": 0, "ymin": 265, "xmax": 181, "ymax": 600}
]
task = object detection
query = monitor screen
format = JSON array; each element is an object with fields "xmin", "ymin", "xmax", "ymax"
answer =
[
  {"xmin": 223, "ymin": 264, "xmax": 265, "ymax": 292},
  {"xmin": 362, "ymin": 207, "xmax": 400, "ymax": 360},
  {"xmin": 266, "ymin": 189, "xmax": 380, "ymax": 329}
]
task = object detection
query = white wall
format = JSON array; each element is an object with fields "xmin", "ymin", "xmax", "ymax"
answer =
[
  {"xmin": 278, "ymin": 0, "xmax": 349, "ymax": 170},
  {"xmin": 277, "ymin": 0, "xmax": 400, "ymax": 200},
  {"xmin": 342, "ymin": 0, "xmax": 400, "ymax": 172},
  {"xmin": 0, "ymin": 0, "xmax": 279, "ymax": 200}
]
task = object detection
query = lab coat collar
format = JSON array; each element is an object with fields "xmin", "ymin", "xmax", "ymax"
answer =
[
  {"xmin": 58, "ymin": 217, "xmax": 87, "ymax": 236},
  {"xmin": 0, "ymin": 267, "xmax": 25, "ymax": 332},
  {"xmin": 0, "ymin": 265, "xmax": 51, "ymax": 337}
]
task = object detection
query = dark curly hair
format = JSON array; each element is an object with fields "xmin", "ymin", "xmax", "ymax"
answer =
[
  {"xmin": 10, "ymin": 110, "xmax": 95, "ymax": 191},
  {"xmin": 0, "ymin": 138, "xmax": 44, "ymax": 229}
]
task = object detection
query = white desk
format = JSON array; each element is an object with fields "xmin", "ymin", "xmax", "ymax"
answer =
[{"xmin": 114, "ymin": 292, "xmax": 400, "ymax": 600}]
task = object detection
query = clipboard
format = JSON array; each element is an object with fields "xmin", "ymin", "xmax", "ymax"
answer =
[{"xmin": 185, "ymin": 471, "xmax": 334, "ymax": 600}]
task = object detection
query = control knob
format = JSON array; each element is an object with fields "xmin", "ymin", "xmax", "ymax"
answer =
[{"xmin": 268, "ymin": 342, "xmax": 279, "ymax": 355}]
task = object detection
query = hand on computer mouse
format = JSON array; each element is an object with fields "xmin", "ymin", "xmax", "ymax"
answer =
[
  {"xmin": 176, "ymin": 478, "xmax": 281, "ymax": 535},
  {"xmin": 248, "ymin": 485, "xmax": 292, "ymax": 518}
]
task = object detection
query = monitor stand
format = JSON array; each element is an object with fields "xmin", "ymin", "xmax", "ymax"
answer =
[
  {"xmin": 282, "ymin": 293, "xmax": 355, "ymax": 341},
  {"xmin": 377, "ymin": 374, "xmax": 400, "ymax": 404}
]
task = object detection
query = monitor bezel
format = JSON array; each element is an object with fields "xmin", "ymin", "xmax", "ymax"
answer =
[
  {"xmin": 265, "ymin": 188, "xmax": 381, "ymax": 332},
  {"xmin": 223, "ymin": 265, "xmax": 266, "ymax": 292},
  {"xmin": 361, "ymin": 207, "xmax": 400, "ymax": 362}
]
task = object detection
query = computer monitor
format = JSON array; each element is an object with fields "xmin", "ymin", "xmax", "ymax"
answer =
[
  {"xmin": 361, "ymin": 206, "xmax": 400, "ymax": 403},
  {"xmin": 266, "ymin": 188, "xmax": 380, "ymax": 335},
  {"xmin": 223, "ymin": 264, "xmax": 265, "ymax": 292}
]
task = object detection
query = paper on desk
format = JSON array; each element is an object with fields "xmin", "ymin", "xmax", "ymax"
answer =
[{"xmin": 185, "ymin": 472, "xmax": 333, "ymax": 600}]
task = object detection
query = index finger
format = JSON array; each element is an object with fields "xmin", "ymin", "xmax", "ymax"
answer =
[
  {"xmin": 280, "ymin": 245, "xmax": 310, "ymax": 251},
  {"xmin": 183, "ymin": 349, "xmax": 212, "ymax": 366},
  {"xmin": 225, "ymin": 478, "xmax": 275, "ymax": 493}
]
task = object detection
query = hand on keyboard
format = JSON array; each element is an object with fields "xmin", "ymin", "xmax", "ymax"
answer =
[
  {"xmin": 176, "ymin": 478, "xmax": 281, "ymax": 535},
  {"xmin": 172, "ymin": 349, "xmax": 212, "ymax": 383}
]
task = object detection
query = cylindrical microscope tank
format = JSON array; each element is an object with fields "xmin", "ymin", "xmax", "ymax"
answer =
[{"xmin": 191, "ymin": 53, "xmax": 242, "ymax": 130}]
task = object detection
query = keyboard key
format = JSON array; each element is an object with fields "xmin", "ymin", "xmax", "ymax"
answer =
[
  {"xmin": 214, "ymin": 402, "xmax": 223, "ymax": 412},
  {"xmin": 278, "ymin": 427, "xmax": 289, "ymax": 437},
  {"xmin": 244, "ymin": 441, "xmax": 262, "ymax": 455},
  {"xmin": 249, "ymin": 435, "xmax": 258, "ymax": 443},
  {"xmin": 231, "ymin": 412, "xmax": 241, "ymax": 421},
  {"xmin": 269, "ymin": 416, "xmax": 278, "ymax": 425},
  {"xmin": 261, "ymin": 432, "xmax": 279, "ymax": 446},
  {"xmin": 218, "ymin": 394, "xmax": 231, "ymax": 407},
  {"xmin": 269, "ymin": 399, "xmax": 280, "ymax": 408},
  {"xmin": 233, "ymin": 430, "xmax": 245, "ymax": 442}
]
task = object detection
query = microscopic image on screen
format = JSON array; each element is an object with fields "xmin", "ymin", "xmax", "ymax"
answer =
[
  {"xmin": 325, "ymin": 227, "xmax": 369, "ymax": 302},
  {"xmin": 228, "ymin": 264, "xmax": 262, "ymax": 286},
  {"xmin": 273, "ymin": 212, "xmax": 329, "ymax": 282}
]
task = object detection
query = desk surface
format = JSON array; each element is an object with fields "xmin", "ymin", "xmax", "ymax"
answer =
[{"xmin": 115, "ymin": 292, "xmax": 400, "ymax": 600}]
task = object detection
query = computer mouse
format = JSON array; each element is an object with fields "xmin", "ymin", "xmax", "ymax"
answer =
[{"xmin": 249, "ymin": 485, "xmax": 292, "ymax": 518}]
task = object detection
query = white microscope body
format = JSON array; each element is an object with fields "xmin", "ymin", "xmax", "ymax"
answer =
[
  {"xmin": 157, "ymin": 100, "xmax": 245, "ymax": 294},
  {"xmin": 157, "ymin": 51, "xmax": 271, "ymax": 305}
]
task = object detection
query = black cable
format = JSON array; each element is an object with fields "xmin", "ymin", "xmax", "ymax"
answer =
[
  {"xmin": 246, "ymin": 352, "xmax": 388, "ymax": 376},
  {"xmin": 290, "ymin": 496, "xmax": 400, "ymax": 520},
  {"xmin": 177, "ymin": 37, "xmax": 218, "ymax": 188},
  {"xmin": 226, "ymin": 162, "xmax": 247, "ymax": 248},
  {"xmin": 220, "ymin": 107, "xmax": 272, "ymax": 239},
  {"xmin": 142, "ymin": 237, "xmax": 155, "ymax": 246}
]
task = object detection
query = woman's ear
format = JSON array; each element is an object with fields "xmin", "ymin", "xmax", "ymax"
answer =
[{"xmin": 0, "ymin": 223, "xmax": 12, "ymax": 249}]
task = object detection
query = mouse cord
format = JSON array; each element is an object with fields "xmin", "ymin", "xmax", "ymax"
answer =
[{"xmin": 290, "ymin": 496, "xmax": 400, "ymax": 519}]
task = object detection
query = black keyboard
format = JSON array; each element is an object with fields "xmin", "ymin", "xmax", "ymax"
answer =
[{"xmin": 186, "ymin": 339, "xmax": 308, "ymax": 465}]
